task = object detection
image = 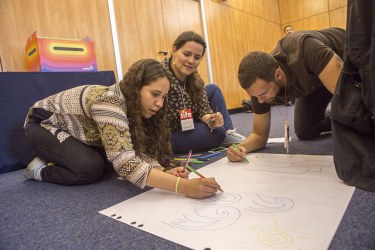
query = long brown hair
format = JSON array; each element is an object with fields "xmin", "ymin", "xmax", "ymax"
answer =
[
  {"xmin": 119, "ymin": 59, "xmax": 172, "ymax": 167},
  {"xmin": 172, "ymin": 31, "xmax": 207, "ymax": 104}
]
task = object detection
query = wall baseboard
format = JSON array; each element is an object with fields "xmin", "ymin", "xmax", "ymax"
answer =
[{"xmin": 228, "ymin": 107, "xmax": 248, "ymax": 115}]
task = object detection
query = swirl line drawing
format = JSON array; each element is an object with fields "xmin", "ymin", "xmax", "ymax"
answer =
[
  {"xmin": 191, "ymin": 193, "xmax": 241, "ymax": 205},
  {"xmin": 243, "ymin": 155, "xmax": 332, "ymax": 174},
  {"xmin": 257, "ymin": 227, "xmax": 294, "ymax": 248},
  {"xmin": 162, "ymin": 206, "xmax": 241, "ymax": 231},
  {"xmin": 245, "ymin": 194, "xmax": 294, "ymax": 213}
]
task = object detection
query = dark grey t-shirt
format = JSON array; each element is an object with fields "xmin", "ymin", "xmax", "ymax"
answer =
[{"xmin": 252, "ymin": 27, "xmax": 345, "ymax": 114}]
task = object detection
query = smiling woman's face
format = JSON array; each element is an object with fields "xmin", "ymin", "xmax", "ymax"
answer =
[{"xmin": 172, "ymin": 41, "xmax": 204, "ymax": 79}]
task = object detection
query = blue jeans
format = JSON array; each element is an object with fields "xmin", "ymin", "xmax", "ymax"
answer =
[
  {"xmin": 205, "ymin": 84, "xmax": 234, "ymax": 130},
  {"xmin": 171, "ymin": 84, "xmax": 233, "ymax": 153}
]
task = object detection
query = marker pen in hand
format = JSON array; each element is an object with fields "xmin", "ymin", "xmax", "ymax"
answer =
[{"xmin": 232, "ymin": 144, "xmax": 249, "ymax": 163}]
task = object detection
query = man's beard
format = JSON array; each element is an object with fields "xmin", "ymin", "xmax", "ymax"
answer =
[
  {"xmin": 264, "ymin": 97, "xmax": 276, "ymax": 104},
  {"xmin": 264, "ymin": 82, "xmax": 281, "ymax": 104}
]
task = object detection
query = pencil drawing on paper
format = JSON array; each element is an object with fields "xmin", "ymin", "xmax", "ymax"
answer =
[
  {"xmin": 245, "ymin": 194, "xmax": 294, "ymax": 213},
  {"xmin": 191, "ymin": 192, "xmax": 241, "ymax": 205},
  {"xmin": 250, "ymin": 219, "xmax": 308, "ymax": 248},
  {"xmin": 257, "ymin": 226, "xmax": 294, "ymax": 248},
  {"xmin": 243, "ymin": 154, "xmax": 332, "ymax": 174},
  {"xmin": 163, "ymin": 192, "xmax": 295, "ymax": 231},
  {"xmin": 162, "ymin": 206, "xmax": 241, "ymax": 231},
  {"xmin": 99, "ymin": 153, "xmax": 354, "ymax": 250}
]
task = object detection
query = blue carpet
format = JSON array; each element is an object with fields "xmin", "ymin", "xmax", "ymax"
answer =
[{"xmin": 1, "ymin": 106, "xmax": 374, "ymax": 249}]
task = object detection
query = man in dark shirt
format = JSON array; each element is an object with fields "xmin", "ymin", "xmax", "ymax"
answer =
[{"xmin": 227, "ymin": 27, "xmax": 345, "ymax": 162}]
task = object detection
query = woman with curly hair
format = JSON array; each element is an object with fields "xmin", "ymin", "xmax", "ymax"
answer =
[
  {"xmin": 162, "ymin": 31, "xmax": 245, "ymax": 153},
  {"xmin": 23, "ymin": 59, "xmax": 221, "ymax": 199}
]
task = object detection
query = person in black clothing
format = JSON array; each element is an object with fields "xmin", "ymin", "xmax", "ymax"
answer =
[
  {"xmin": 227, "ymin": 27, "xmax": 345, "ymax": 162},
  {"xmin": 331, "ymin": 1, "xmax": 375, "ymax": 192}
]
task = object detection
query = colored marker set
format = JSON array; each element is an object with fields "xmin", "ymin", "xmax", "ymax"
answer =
[
  {"xmin": 174, "ymin": 158, "xmax": 204, "ymax": 164},
  {"xmin": 175, "ymin": 150, "xmax": 225, "ymax": 163},
  {"xmin": 198, "ymin": 151, "xmax": 223, "ymax": 160}
]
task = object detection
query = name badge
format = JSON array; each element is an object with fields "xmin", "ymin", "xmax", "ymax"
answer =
[{"xmin": 179, "ymin": 109, "xmax": 195, "ymax": 131}]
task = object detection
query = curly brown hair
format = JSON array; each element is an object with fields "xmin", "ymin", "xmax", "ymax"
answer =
[
  {"xmin": 119, "ymin": 59, "xmax": 172, "ymax": 167},
  {"xmin": 172, "ymin": 31, "xmax": 207, "ymax": 104}
]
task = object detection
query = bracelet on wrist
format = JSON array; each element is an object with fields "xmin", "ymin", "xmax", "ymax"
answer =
[{"xmin": 175, "ymin": 177, "xmax": 182, "ymax": 193}]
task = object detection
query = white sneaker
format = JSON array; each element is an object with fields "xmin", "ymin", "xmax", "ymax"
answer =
[
  {"xmin": 222, "ymin": 128, "xmax": 246, "ymax": 146},
  {"xmin": 23, "ymin": 157, "xmax": 47, "ymax": 181}
]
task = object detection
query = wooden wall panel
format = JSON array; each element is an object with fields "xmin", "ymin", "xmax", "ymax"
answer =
[
  {"xmin": 329, "ymin": 0, "xmax": 347, "ymax": 10},
  {"xmin": 329, "ymin": 7, "xmax": 347, "ymax": 29},
  {"xmin": 204, "ymin": 1, "xmax": 239, "ymax": 108},
  {"xmin": 287, "ymin": 13, "xmax": 330, "ymax": 32},
  {"xmin": 114, "ymin": 0, "xmax": 167, "ymax": 76},
  {"xmin": 113, "ymin": 0, "xmax": 208, "ymax": 82},
  {"xmin": 279, "ymin": 0, "xmax": 328, "ymax": 24},
  {"xmin": 280, "ymin": 0, "xmax": 347, "ymax": 36},
  {"xmin": 161, "ymin": 0, "xmax": 208, "ymax": 83},
  {"xmin": 205, "ymin": 0, "xmax": 282, "ymax": 109},
  {"xmin": 216, "ymin": 0, "xmax": 280, "ymax": 24},
  {"xmin": 0, "ymin": 0, "xmax": 347, "ymax": 108},
  {"xmin": 0, "ymin": 0, "xmax": 115, "ymax": 73}
]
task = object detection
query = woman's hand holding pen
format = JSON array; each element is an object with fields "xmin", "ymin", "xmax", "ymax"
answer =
[
  {"xmin": 147, "ymin": 168, "xmax": 220, "ymax": 199},
  {"xmin": 227, "ymin": 144, "xmax": 247, "ymax": 162},
  {"xmin": 209, "ymin": 112, "xmax": 224, "ymax": 128},
  {"xmin": 178, "ymin": 177, "xmax": 222, "ymax": 199},
  {"xmin": 165, "ymin": 167, "xmax": 189, "ymax": 178},
  {"xmin": 202, "ymin": 112, "xmax": 223, "ymax": 131}
]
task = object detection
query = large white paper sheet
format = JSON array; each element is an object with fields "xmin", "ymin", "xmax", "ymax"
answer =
[{"xmin": 100, "ymin": 153, "xmax": 355, "ymax": 250}]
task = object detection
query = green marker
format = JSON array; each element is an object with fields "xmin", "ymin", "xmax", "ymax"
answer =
[
  {"xmin": 232, "ymin": 144, "xmax": 250, "ymax": 163},
  {"xmin": 188, "ymin": 160, "xmax": 204, "ymax": 164},
  {"xmin": 209, "ymin": 146, "xmax": 225, "ymax": 151},
  {"xmin": 185, "ymin": 165, "xmax": 203, "ymax": 177},
  {"xmin": 185, "ymin": 165, "xmax": 224, "ymax": 192}
]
